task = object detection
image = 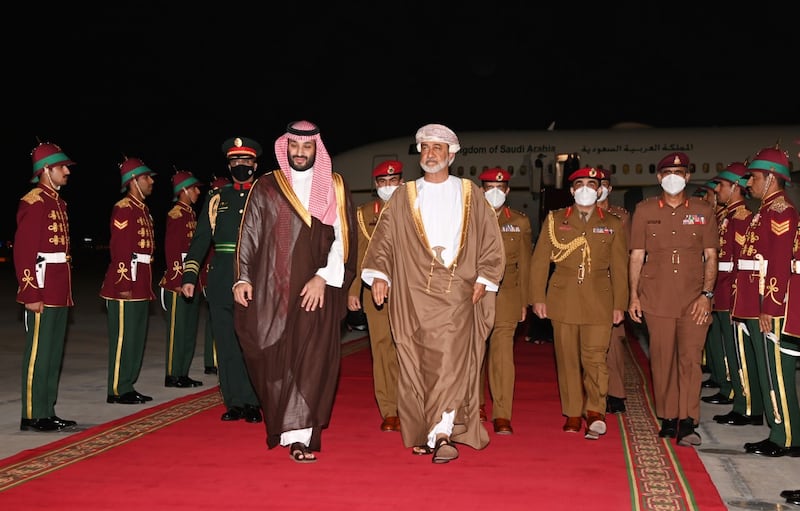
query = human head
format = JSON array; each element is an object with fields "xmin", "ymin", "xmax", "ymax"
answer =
[
  {"xmin": 657, "ymin": 152, "xmax": 690, "ymax": 196},
  {"xmin": 598, "ymin": 173, "xmax": 612, "ymax": 202},
  {"xmin": 713, "ymin": 161, "xmax": 748, "ymax": 205},
  {"xmin": 221, "ymin": 136, "xmax": 261, "ymax": 182},
  {"xmin": 274, "ymin": 120, "xmax": 336, "ymax": 225},
  {"xmin": 746, "ymin": 144, "xmax": 790, "ymax": 200},
  {"xmin": 30, "ymin": 141, "xmax": 75, "ymax": 189},
  {"xmin": 210, "ymin": 174, "xmax": 231, "ymax": 190},
  {"xmin": 479, "ymin": 167, "xmax": 511, "ymax": 209},
  {"xmin": 119, "ymin": 156, "xmax": 156, "ymax": 196},
  {"xmin": 373, "ymin": 159, "xmax": 404, "ymax": 202},
  {"xmin": 171, "ymin": 170, "xmax": 202, "ymax": 204},
  {"xmin": 415, "ymin": 123, "xmax": 460, "ymax": 174},
  {"xmin": 568, "ymin": 167, "xmax": 603, "ymax": 206}
]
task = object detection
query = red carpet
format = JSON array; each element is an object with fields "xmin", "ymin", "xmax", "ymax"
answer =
[{"xmin": 0, "ymin": 335, "xmax": 725, "ymax": 511}]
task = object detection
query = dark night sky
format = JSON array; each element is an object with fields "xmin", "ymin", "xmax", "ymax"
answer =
[{"xmin": 4, "ymin": 3, "xmax": 798, "ymax": 244}]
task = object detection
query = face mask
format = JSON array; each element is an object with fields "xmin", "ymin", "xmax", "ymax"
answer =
[
  {"xmin": 573, "ymin": 186, "xmax": 598, "ymax": 206},
  {"xmin": 661, "ymin": 174, "xmax": 687, "ymax": 195},
  {"xmin": 377, "ymin": 185, "xmax": 398, "ymax": 201},
  {"xmin": 597, "ymin": 185, "xmax": 609, "ymax": 202},
  {"xmin": 230, "ymin": 164, "xmax": 254, "ymax": 182},
  {"xmin": 484, "ymin": 188, "xmax": 507, "ymax": 209}
]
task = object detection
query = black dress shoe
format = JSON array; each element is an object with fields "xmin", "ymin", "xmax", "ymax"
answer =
[
  {"xmin": 749, "ymin": 439, "xmax": 796, "ymax": 457},
  {"xmin": 243, "ymin": 404, "xmax": 263, "ymax": 423},
  {"xmin": 787, "ymin": 496, "xmax": 800, "ymax": 506},
  {"xmin": 20, "ymin": 418, "xmax": 62, "ymax": 432},
  {"xmin": 204, "ymin": 366, "xmax": 218, "ymax": 375},
  {"xmin": 221, "ymin": 406, "xmax": 244, "ymax": 421},
  {"xmin": 713, "ymin": 411, "xmax": 763, "ymax": 426},
  {"xmin": 701, "ymin": 378, "xmax": 719, "ymax": 389},
  {"xmin": 744, "ymin": 437, "xmax": 772, "ymax": 452},
  {"xmin": 701, "ymin": 392, "xmax": 733, "ymax": 405},
  {"xmin": 107, "ymin": 391, "xmax": 147, "ymax": 404},
  {"xmin": 780, "ymin": 489, "xmax": 800, "ymax": 499},
  {"xmin": 50, "ymin": 416, "xmax": 77, "ymax": 428},
  {"xmin": 132, "ymin": 390, "xmax": 153, "ymax": 402},
  {"xmin": 606, "ymin": 396, "xmax": 626, "ymax": 414},
  {"xmin": 659, "ymin": 418, "xmax": 678, "ymax": 438}
]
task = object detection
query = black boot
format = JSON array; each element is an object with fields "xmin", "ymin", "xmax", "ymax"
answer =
[{"xmin": 677, "ymin": 417, "xmax": 701, "ymax": 446}]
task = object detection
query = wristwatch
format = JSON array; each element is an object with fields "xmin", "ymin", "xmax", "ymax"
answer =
[{"xmin": 701, "ymin": 290, "xmax": 714, "ymax": 299}]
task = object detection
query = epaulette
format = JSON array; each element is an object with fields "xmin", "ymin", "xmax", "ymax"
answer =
[
  {"xmin": 117, "ymin": 197, "xmax": 132, "ymax": 208},
  {"xmin": 769, "ymin": 195, "xmax": 793, "ymax": 214},
  {"xmin": 168, "ymin": 205, "xmax": 183, "ymax": 219},
  {"xmin": 21, "ymin": 188, "xmax": 44, "ymax": 205},
  {"xmin": 732, "ymin": 206, "xmax": 751, "ymax": 220}
]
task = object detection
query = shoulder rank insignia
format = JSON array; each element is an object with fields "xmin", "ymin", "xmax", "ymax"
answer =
[{"xmin": 21, "ymin": 188, "xmax": 44, "ymax": 205}]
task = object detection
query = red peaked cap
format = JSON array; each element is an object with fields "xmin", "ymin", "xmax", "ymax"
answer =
[
  {"xmin": 372, "ymin": 160, "xmax": 403, "ymax": 178},
  {"xmin": 479, "ymin": 167, "xmax": 511, "ymax": 182},
  {"xmin": 568, "ymin": 167, "xmax": 605, "ymax": 181}
]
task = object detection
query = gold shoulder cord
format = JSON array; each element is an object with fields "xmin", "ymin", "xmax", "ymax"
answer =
[{"xmin": 546, "ymin": 213, "xmax": 591, "ymax": 282}]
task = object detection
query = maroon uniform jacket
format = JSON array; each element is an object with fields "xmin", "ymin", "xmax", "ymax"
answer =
[
  {"xmin": 732, "ymin": 190, "xmax": 798, "ymax": 319},
  {"xmin": 784, "ymin": 222, "xmax": 800, "ymax": 337},
  {"xmin": 100, "ymin": 195, "xmax": 156, "ymax": 300},
  {"xmin": 14, "ymin": 184, "xmax": 73, "ymax": 306},
  {"xmin": 159, "ymin": 201, "xmax": 196, "ymax": 291},
  {"xmin": 715, "ymin": 199, "xmax": 752, "ymax": 311}
]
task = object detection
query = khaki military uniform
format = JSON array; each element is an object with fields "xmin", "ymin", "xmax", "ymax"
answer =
[
  {"xmin": 530, "ymin": 206, "xmax": 628, "ymax": 417},
  {"xmin": 480, "ymin": 206, "xmax": 531, "ymax": 420},
  {"xmin": 349, "ymin": 198, "xmax": 398, "ymax": 420}
]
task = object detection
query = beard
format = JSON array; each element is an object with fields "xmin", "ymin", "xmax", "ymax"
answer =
[
  {"xmin": 420, "ymin": 160, "xmax": 447, "ymax": 174},
  {"xmin": 289, "ymin": 153, "xmax": 316, "ymax": 172}
]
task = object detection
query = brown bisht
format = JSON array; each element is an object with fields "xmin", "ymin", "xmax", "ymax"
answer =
[{"xmin": 234, "ymin": 170, "xmax": 356, "ymax": 451}]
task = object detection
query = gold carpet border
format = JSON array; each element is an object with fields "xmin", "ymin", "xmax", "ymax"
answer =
[
  {"xmin": 620, "ymin": 336, "xmax": 701, "ymax": 511},
  {"xmin": 0, "ymin": 391, "xmax": 222, "ymax": 492}
]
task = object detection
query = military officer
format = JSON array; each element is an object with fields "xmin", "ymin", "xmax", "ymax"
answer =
[
  {"xmin": 478, "ymin": 167, "xmax": 531, "ymax": 435},
  {"xmin": 628, "ymin": 152, "xmax": 718, "ymax": 447},
  {"xmin": 596, "ymin": 171, "xmax": 631, "ymax": 414},
  {"xmin": 200, "ymin": 175, "xmax": 230, "ymax": 376},
  {"xmin": 709, "ymin": 162, "xmax": 764, "ymax": 426},
  {"xmin": 732, "ymin": 145, "xmax": 800, "ymax": 457},
  {"xmin": 181, "ymin": 137, "xmax": 261, "ymax": 424},
  {"xmin": 100, "ymin": 156, "xmax": 157, "ymax": 405},
  {"xmin": 15, "ymin": 142, "xmax": 78, "ymax": 431},
  {"xmin": 531, "ymin": 167, "xmax": 628, "ymax": 440},
  {"xmin": 347, "ymin": 159, "xmax": 404, "ymax": 433},
  {"xmin": 159, "ymin": 170, "xmax": 204, "ymax": 389}
]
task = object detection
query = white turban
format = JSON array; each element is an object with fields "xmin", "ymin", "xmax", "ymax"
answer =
[{"xmin": 415, "ymin": 123, "xmax": 460, "ymax": 153}]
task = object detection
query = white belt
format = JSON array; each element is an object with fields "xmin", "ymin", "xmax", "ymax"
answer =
[
  {"xmin": 131, "ymin": 253, "xmax": 151, "ymax": 282},
  {"xmin": 35, "ymin": 252, "xmax": 68, "ymax": 287},
  {"xmin": 738, "ymin": 259, "xmax": 768, "ymax": 272},
  {"xmin": 718, "ymin": 261, "xmax": 734, "ymax": 272},
  {"xmin": 792, "ymin": 260, "xmax": 800, "ymax": 274}
]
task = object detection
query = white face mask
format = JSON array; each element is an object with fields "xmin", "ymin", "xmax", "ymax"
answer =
[
  {"xmin": 573, "ymin": 186, "xmax": 598, "ymax": 206},
  {"xmin": 661, "ymin": 174, "xmax": 687, "ymax": 195},
  {"xmin": 377, "ymin": 185, "xmax": 398, "ymax": 201},
  {"xmin": 597, "ymin": 185, "xmax": 609, "ymax": 203},
  {"xmin": 484, "ymin": 188, "xmax": 507, "ymax": 209}
]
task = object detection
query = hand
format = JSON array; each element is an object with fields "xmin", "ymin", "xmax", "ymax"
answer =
[
  {"xmin": 533, "ymin": 302, "xmax": 547, "ymax": 319},
  {"xmin": 25, "ymin": 301, "xmax": 44, "ymax": 313},
  {"xmin": 233, "ymin": 282, "xmax": 253, "ymax": 307},
  {"xmin": 371, "ymin": 279, "xmax": 388, "ymax": 306},
  {"xmin": 300, "ymin": 275, "xmax": 326, "ymax": 311},
  {"xmin": 347, "ymin": 295, "xmax": 362, "ymax": 311},
  {"xmin": 628, "ymin": 297, "xmax": 642, "ymax": 323},
  {"xmin": 689, "ymin": 296, "xmax": 711, "ymax": 325},
  {"xmin": 181, "ymin": 283, "xmax": 195, "ymax": 298},
  {"xmin": 758, "ymin": 312, "xmax": 773, "ymax": 333},
  {"xmin": 471, "ymin": 282, "xmax": 487, "ymax": 304}
]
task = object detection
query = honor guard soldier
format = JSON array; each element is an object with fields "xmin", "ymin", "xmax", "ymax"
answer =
[
  {"xmin": 159, "ymin": 170, "xmax": 204, "ymax": 389},
  {"xmin": 709, "ymin": 161, "xmax": 763, "ymax": 426},
  {"xmin": 200, "ymin": 175, "xmax": 231, "ymax": 376},
  {"xmin": 478, "ymin": 167, "xmax": 532, "ymax": 435},
  {"xmin": 100, "ymin": 156, "xmax": 157, "ymax": 405},
  {"xmin": 596, "ymin": 171, "xmax": 631, "ymax": 414},
  {"xmin": 732, "ymin": 144, "xmax": 800, "ymax": 457},
  {"xmin": 181, "ymin": 137, "xmax": 262, "ymax": 424},
  {"xmin": 531, "ymin": 167, "xmax": 628, "ymax": 440},
  {"xmin": 15, "ymin": 142, "xmax": 78, "ymax": 431},
  {"xmin": 628, "ymin": 152, "xmax": 719, "ymax": 446},
  {"xmin": 347, "ymin": 159, "xmax": 404, "ymax": 432}
]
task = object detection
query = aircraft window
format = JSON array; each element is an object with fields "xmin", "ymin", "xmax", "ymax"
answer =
[
  {"xmin": 716, "ymin": 162, "xmax": 725, "ymax": 172},
  {"xmin": 408, "ymin": 143, "xmax": 419, "ymax": 155},
  {"xmin": 622, "ymin": 164, "xmax": 630, "ymax": 175},
  {"xmin": 636, "ymin": 164, "xmax": 643, "ymax": 175},
  {"xmin": 471, "ymin": 166, "xmax": 478, "ymax": 176},
  {"xmin": 648, "ymin": 164, "xmax": 655, "ymax": 174},
  {"xmin": 519, "ymin": 165, "xmax": 526, "ymax": 176},
  {"xmin": 702, "ymin": 163, "xmax": 710, "ymax": 174},
  {"xmin": 689, "ymin": 163, "xmax": 696, "ymax": 174},
  {"xmin": 455, "ymin": 166, "xmax": 464, "ymax": 176},
  {"xmin": 508, "ymin": 166, "xmax": 514, "ymax": 175}
]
